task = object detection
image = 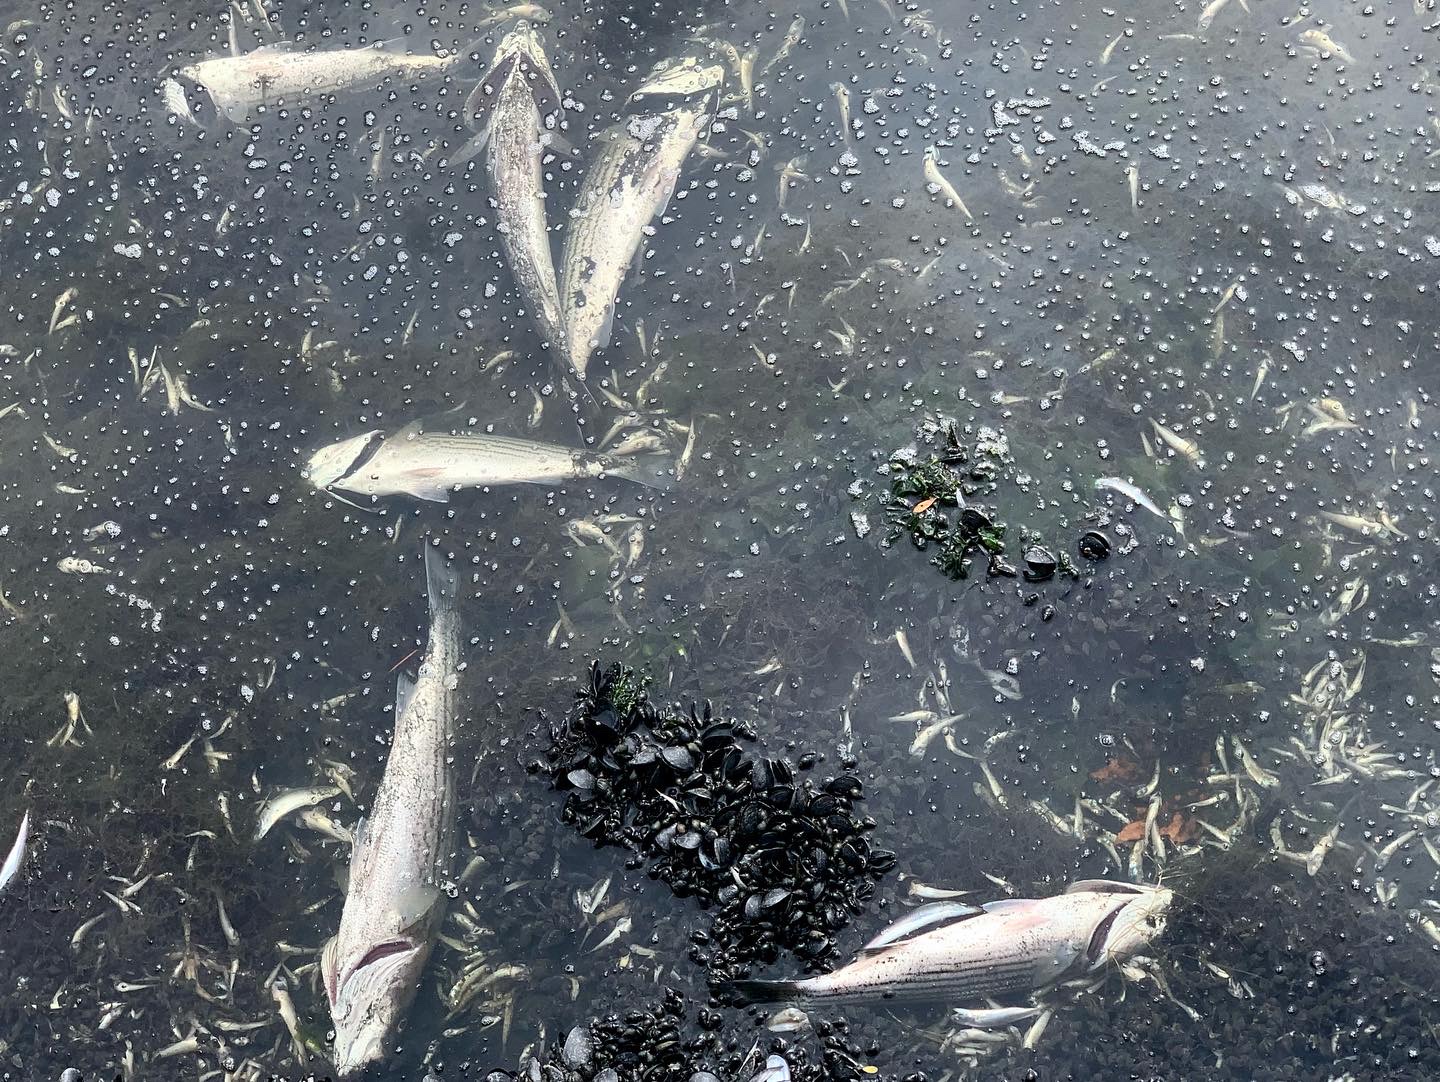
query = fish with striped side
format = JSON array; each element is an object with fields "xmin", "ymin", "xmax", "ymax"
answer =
[
  {"xmin": 303, "ymin": 423, "xmax": 673, "ymax": 502},
  {"xmin": 720, "ymin": 880, "xmax": 1171, "ymax": 1013},
  {"xmin": 558, "ymin": 69, "xmax": 719, "ymax": 380}
]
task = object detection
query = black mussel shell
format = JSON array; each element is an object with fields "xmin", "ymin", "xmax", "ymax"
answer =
[
  {"xmin": 988, "ymin": 554, "xmax": 1018, "ymax": 577},
  {"xmin": 958, "ymin": 507, "xmax": 992, "ymax": 532},
  {"xmin": 1022, "ymin": 544, "xmax": 1057, "ymax": 581},
  {"xmin": 1078, "ymin": 528, "xmax": 1111, "ymax": 560},
  {"xmin": 661, "ymin": 745, "xmax": 696, "ymax": 772},
  {"xmin": 825, "ymin": 775, "xmax": 863, "ymax": 799}
]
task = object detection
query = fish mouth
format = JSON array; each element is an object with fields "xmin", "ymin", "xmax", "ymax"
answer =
[{"xmin": 329, "ymin": 936, "xmax": 424, "ymax": 1076}]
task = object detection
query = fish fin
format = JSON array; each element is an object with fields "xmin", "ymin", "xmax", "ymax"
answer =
[
  {"xmin": 603, "ymin": 452, "xmax": 674, "ymax": 491},
  {"xmin": 857, "ymin": 900, "xmax": 983, "ymax": 956},
  {"xmin": 449, "ymin": 126, "xmax": 492, "ymax": 168},
  {"xmin": 424, "ymin": 543, "xmax": 459, "ymax": 621},
  {"xmin": 951, "ymin": 1006, "xmax": 1043, "ymax": 1028},
  {"xmin": 392, "ymin": 879, "xmax": 443, "ymax": 929},
  {"xmin": 541, "ymin": 128, "xmax": 576, "ymax": 156},
  {"xmin": 208, "ymin": 89, "xmax": 253, "ymax": 126},
  {"xmin": 351, "ymin": 815, "xmax": 368, "ymax": 858},
  {"xmin": 717, "ymin": 978, "xmax": 804, "ymax": 1005},
  {"xmin": 395, "ymin": 467, "xmax": 451, "ymax": 502},
  {"xmin": 395, "ymin": 670, "xmax": 418, "ymax": 718},
  {"xmin": 320, "ymin": 936, "xmax": 340, "ymax": 1004},
  {"xmin": 465, "ymin": 53, "xmax": 517, "ymax": 131},
  {"xmin": 1064, "ymin": 879, "xmax": 1149, "ymax": 896}
]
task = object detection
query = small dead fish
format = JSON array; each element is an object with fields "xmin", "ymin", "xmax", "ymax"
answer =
[
  {"xmin": 1197, "ymin": 0, "xmax": 1233, "ymax": 32},
  {"xmin": 831, "ymin": 82, "xmax": 853, "ymax": 151},
  {"xmin": 253, "ymin": 785, "xmax": 341, "ymax": 842},
  {"xmin": 1094, "ymin": 477, "xmax": 1168, "ymax": 522},
  {"xmin": 923, "ymin": 147, "xmax": 973, "ymax": 220},
  {"xmin": 56, "ymin": 557, "xmax": 114, "ymax": 576},
  {"xmin": 762, "ymin": 15, "xmax": 805, "ymax": 76},
  {"xmin": 1150, "ymin": 419, "xmax": 1203, "ymax": 467},
  {"xmin": 1298, "ymin": 27, "xmax": 1355, "ymax": 64}
]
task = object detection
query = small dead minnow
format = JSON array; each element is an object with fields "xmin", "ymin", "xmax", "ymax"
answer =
[{"xmin": 1094, "ymin": 477, "xmax": 1168, "ymax": 521}]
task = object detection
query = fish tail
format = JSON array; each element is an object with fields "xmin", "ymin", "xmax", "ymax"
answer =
[
  {"xmin": 424, "ymin": 543, "xmax": 461, "ymax": 631},
  {"xmin": 607, "ymin": 452, "xmax": 675, "ymax": 491},
  {"xmin": 717, "ymin": 978, "xmax": 805, "ymax": 1005}
]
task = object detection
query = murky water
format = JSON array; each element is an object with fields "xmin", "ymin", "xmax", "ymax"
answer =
[{"xmin": 2, "ymin": 0, "xmax": 1439, "ymax": 1078}]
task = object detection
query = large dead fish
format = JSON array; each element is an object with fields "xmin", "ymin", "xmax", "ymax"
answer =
[
  {"xmin": 721, "ymin": 881, "xmax": 1170, "ymax": 1013},
  {"xmin": 455, "ymin": 23, "xmax": 567, "ymax": 354},
  {"xmin": 163, "ymin": 38, "xmax": 461, "ymax": 126},
  {"xmin": 303, "ymin": 423, "xmax": 672, "ymax": 501},
  {"xmin": 321, "ymin": 545, "xmax": 462, "ymax": 1076},
  {"xmin": 558, "ymin": 79, "xmax": 717, "ymax": 379}
]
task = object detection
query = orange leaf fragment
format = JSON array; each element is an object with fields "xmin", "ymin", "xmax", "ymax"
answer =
[
  {"xmin": 912, "ymin": 497, "xmax": 938, "ymax": 515},
  {"xmin": 1090, "ymin": 757, "xmax": 1142, "ymax": 784},
  {"xmin": 1114, "ymin": 819, "xmax": 1146, "ymax": 843}
]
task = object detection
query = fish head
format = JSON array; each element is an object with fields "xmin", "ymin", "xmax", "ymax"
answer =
[
  {"xmin": 466, "ymin": 21, "xmax": 561, "ymax": 132},
  {"xmin": 323, "ymin": 934, "xmax": 429, "ymax": 1077},
  {"xmin": 497, "ymin": 21, "xmax": 561, "ymax": 105},
  {"xmin": 630, "ymin": 51, "xmax": 726, "ymax": 102},
  {"xmin": 1079, "ymin": 882, "xmax": 1173, "ymax": 968},
  {"xmin": 302, "ymin": 431, "xmax": 384, "ymax": 492}
]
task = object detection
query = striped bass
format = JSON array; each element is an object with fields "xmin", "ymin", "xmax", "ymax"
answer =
[
  {"xmin": 559, "ymin": 94, "xmax": 715, "ymax": 380},
  {"xmin": 722, "ymin": 881, "xmax": 1170, "ymax": 1008},
  {"xmin": 303, "ymin": 424, "xmax": 672, "ymax": 501},
  {"xmin": 455, "ymin": 24, "xmax": 567, "ymax": 354},
  {"xmin": 321, "ymin": 545, "xmax": 462, "ymax": 1076},
  {"xmin": 164, "ymin": 38, "xmax": 459, "ymax": 126}
]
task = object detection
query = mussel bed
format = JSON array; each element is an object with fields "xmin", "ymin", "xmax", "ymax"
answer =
[{"xmin": 543, "ymin": 664, "xmax": 894, "ymax": 980}]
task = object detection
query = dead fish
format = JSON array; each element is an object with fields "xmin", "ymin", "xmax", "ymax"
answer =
[
  {"xmin": 720, "ymin": 882, "xmax": 1171, "ymax": 1006},
  {"xmin": 164, "ymin": 37, "xmax": 462, "ymax": 126},
  {"xmin": 253, "ymin": 785, "xmax": 342, "ymax": 842},
  {"xmin": 454, "ymin": 24, "xmax": 566, "ymax": 355},
  {"xmin": 303, "ymin": 423, "xmax": 674, "ymax": 502},
  {"xmin": 559, "ymin": 94, "xmax": 715, "ymax": 379},
  {"xmin": 1094, "ymin": 477, "xmax": 1168, "ymax": 522},
  {"xmin": 1298, "ymin": 26, "xmax": 1356, "ymax": 64},
  {"xmin": 923, "ymin": 147, "xmax": 973, "ymax": 220},
  {"xmin": 1149, "ymin": 419, "xmax": 1204, "ymax": 467},
  {"xmin": 322, "ymin": 547, "xmax": 464, "ymax": 1076},
  {"xmin": 55, "ymin": 557, "xmax": 114, "ymax": 576}
]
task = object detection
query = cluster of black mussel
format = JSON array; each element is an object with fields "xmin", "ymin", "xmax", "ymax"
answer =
[
  {"xmin": 484, "ymin": 989, "xmax": 902, "ymax": 1082},
  {"xmin": 501, "ymin": 664, "xmax": 904, "ymax": 1082}
]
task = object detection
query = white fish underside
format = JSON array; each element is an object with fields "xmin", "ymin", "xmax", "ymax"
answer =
[
  {"xmin": 559, "ymin": 102, "xmax": 710, "ymax": 379},
  {"xmin": 489, "ymin": 77, "xmax": 565, "ymax": 350}
]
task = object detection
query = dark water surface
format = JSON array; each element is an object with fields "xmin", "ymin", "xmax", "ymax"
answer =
[{"xmin": 2, "ymin": 0, "xmax": 1440, "ymax": 1078}]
